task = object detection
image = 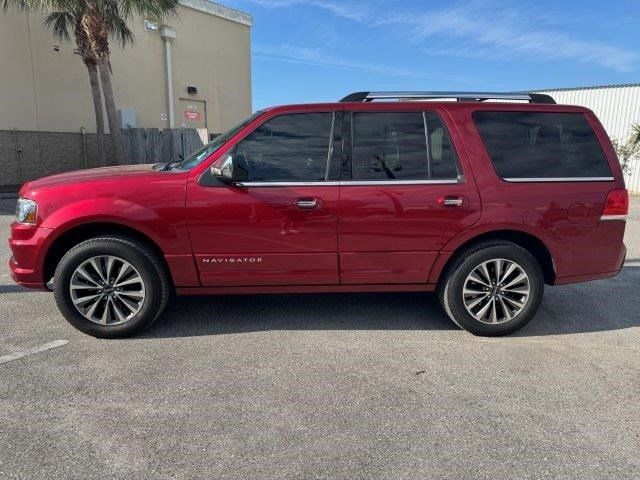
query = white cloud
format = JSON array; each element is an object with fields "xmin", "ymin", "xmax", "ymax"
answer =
[
  {"xmin": 252, "ymin": 44, "xmax": 476, "ymax": 83},
  {"xmin": 241, "ymin": 0, "xmax": 370, "ymax": 21},
  {"xmin": 244, "ymin": 0, "xmax": 638, "ymax": 72},
  {"xmin": 385, "ymin": 3, "xmax": 638, "ymax": 72}
]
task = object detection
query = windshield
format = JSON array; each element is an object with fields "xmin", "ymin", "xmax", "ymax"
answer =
[{"xmin": 171, "ymin": 111, "xmax": 263, "ymax": 170}]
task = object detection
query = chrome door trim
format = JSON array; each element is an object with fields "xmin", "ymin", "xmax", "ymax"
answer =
[
  {"xmin": 339, "ymin": 179, "xmax": 459, "ymax": 186},
  {"xmin": 503, "ymin": 177, "xmax": 614, "ymax": 183},
  {"xmin": 233, "ymin": 179, "xmax": 460, "ymax": 187},
  {"xmin": 600, "ymin": 215, "xmax": 627, "ymax": 221},
  {"xmin": 234, "ymin": 181, "xmax": 341, "ymax": 187}
]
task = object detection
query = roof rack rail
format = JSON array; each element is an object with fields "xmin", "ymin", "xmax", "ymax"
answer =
[{"xmin": 339, "ymin": 91, "xmax": 556, "ymax": 104}]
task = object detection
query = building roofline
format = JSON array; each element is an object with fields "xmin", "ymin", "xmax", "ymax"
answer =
[
  {"xmin": 531, "ymin": 83, "xmax": 640, "ymax": 93},
  {"xmin": 179, "ymin": 0, "xmax": 253, "ymax": 26}
]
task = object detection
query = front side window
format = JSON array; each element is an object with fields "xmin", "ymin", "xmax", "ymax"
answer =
[
  {"xmin": 235, "ymin": 112, "xmax": 334, "ymax": 182},
  {"xmin": 473, "ymin": 111, "xmax": 612, "ymax": 179},
  {"xmin": 352, "ymin": 111, "xmax": 458, "ymax": 181},
  {"xmin": 174, "ymin": 111, "xmax": 263, "ymax": 170}
]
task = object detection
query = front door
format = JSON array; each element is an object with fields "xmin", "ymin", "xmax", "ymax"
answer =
[
  {"xmin": 338, "ymin": 109, "xmax": 481, "ymax": 284},
  {"xmin": 187, "ymin": 110, "xmax": 342, "ymax": 286}
]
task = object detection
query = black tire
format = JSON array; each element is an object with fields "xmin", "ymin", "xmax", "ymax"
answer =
[
  {"xmin": 54, "ymin": 236, "xmax": 170, "ymax": 338},
  {"xmin": 438, "ymin": 241, "xmax": 544, "ymax": 336}
]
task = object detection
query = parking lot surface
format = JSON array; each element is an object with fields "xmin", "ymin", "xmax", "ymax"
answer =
[{"xmin": 1, "ymin": 197, "xmax": 639, "ymax": 479}]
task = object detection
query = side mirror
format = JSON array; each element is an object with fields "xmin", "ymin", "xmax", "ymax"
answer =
[{"xmin": 211, "ymin": 154, "xmax": 249, "ymax": 184}]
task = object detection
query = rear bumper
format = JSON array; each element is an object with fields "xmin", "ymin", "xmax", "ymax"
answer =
[
  {"xmin": 554, "ymin": 243, "xmax": 626, "ymax": 285},
  {"xmin": 8, "ymin": 224, "xmax": 52, "ymax": 291}
]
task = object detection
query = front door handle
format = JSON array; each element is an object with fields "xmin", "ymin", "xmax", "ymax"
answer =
[
  {"xmin": 296, "ymin": 198, "xmax": 318, "ymax": 209},
  {"xmin": 438, "ymin": 195, "xmax": 464, "ymax": 207}
]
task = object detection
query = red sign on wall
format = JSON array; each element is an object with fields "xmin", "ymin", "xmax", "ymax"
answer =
[{"xmin": 184, "ymin": 110, "xmax": 201, "ymax": 121}]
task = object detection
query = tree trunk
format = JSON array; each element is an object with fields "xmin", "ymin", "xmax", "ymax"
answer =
[
  {"xmin": 86, "ymin": 62, "xmax": 104, "ymax": 135},
  {"xmin": 98, "ymin": 56, "xmax": 124, "ymax": 165},
  {"xmin": 87, "ymin": 62, "xmax": 106, "ymax": 166}
]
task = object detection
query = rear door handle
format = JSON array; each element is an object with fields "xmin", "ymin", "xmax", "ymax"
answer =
[
  {"xmin": 296, "ymin": 198, "xmax": 318, "ymax": 209},
  {"xmin": 438, "ymin": 195, "xmax": 464, "ymax": 207}
]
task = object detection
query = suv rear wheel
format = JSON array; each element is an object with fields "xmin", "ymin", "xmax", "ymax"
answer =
[
  {"xmin": 54, "ymin": 236, "xmax": 170, "ymax": 338},
  {"xmin": 439, "ymin": 241, "xmax": 544, "ymax": 336}
]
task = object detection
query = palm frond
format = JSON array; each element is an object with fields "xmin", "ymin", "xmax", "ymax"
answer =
[
  {"xmin": 117, "ymin": 0, "xmax": 179, "ymax": 21},
  {"xmin": 43, "ymin": 10, "xmax": 75, "ymax": 41},
  {"xmin": 3, "ymin": 1, "xmax": 83, "ymax": 14},
  {"xmin": 1, "ymin": 0, "xmax": 46, "ymax": 12},
  {"xmin": 109, "ymin": 14, "xmax": 134, "ymax": 47},
  {"xmin": 97, "ymin": 0, "xmax": 178, "ymax": 49},
  {"xmin": 631, "ymin": 123, "xmax": 640, "ymax": 146}
]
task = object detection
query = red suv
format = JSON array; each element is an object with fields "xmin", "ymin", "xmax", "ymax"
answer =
[{"xmin": 9, "ymin": 91, "xmax": 628, "ymax": 338}]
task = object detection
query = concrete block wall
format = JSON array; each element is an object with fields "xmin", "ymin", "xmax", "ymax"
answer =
[{"xmin": 0, "ymin": 130, "xmax": 112, "ymax": 189}]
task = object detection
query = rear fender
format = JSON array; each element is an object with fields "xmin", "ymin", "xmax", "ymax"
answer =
[{"xmin": 428, "ymin": 222, "xmax": 556, "ymax": 284}]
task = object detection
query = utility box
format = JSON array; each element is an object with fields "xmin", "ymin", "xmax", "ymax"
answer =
[{"xmin": 118, "ymin": 108, "xmax": 137, "ymax": 128}]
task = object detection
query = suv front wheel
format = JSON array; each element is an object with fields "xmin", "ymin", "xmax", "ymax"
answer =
[
  {"xmin": 54, "ymin": 236, "xmax": 170, "ymax": 338},
  {"xmin": 439, "ymin": 241, "xmax": 544, "ymax": 336}
]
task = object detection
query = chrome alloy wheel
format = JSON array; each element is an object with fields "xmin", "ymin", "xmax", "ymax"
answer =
[
  {"xmin": 69, "ymin": 255, "xmax": 146, "ymax": 326},
  {"xmin": 462, "ymin": 258, "xmax": 531, "ymax": 325}
]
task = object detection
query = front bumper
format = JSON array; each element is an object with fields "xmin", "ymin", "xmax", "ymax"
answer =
[{"xmin": 8, "ymin": 223, "xmax": 53, "ymax": 290}]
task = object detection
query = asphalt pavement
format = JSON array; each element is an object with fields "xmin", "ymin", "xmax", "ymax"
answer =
[{"xmin": 0, "ymin": 197, "xmax": 639, "ymax": 479}]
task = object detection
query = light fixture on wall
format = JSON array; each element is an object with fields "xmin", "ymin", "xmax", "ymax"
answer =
[{"xmin": 144, "ymin": 19, "xmax": 159, "ymax": 31}]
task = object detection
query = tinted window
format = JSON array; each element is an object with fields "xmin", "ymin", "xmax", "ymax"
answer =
[
  {"xmin": 473, "ymin": 111, "xmax": 611, "ymax": 179},
  {"xmin": 174, "ymin": 111, "xmax": 263, "ymax": 170},
  {"xmin": 235, "ymin": 113, "xmax": 334, "ymax": 182},
  {"xmin": 426, "ymin": 112, "xmax": 459, "ymax": 179},
  {"xmin": 352, "ymin": 112, "xmax": 458, "ymax": 181}
]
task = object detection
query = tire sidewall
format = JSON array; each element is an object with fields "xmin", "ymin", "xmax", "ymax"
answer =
[
  {"xmin": 54, "ymin": 239, "xmax": 163, "ymax": 338},
  {"xmin": 446, "ymin": 245, "xmax": 544, "ymax": 336}
]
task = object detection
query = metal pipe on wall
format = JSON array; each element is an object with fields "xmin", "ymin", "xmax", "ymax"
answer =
[{"xmin": 160, "ymin": 27, "xmax": 177, "ymax": 128}]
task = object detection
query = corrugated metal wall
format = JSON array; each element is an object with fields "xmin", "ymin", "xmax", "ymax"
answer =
[{"xmin": 535, "ymin": 85, "xmax": 640, "ymax": 192}]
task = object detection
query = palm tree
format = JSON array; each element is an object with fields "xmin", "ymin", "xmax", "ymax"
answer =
[
  {"xmin": 44, "ymin": 5, "xmax": 105, "ymax": 137},
  {"xmin": 82, "ymin": 0, "xmax": 179, "ymax": 164},
  {"xmin": 2, "ymin": 0, "xmax": 178, "ymax": 165}
]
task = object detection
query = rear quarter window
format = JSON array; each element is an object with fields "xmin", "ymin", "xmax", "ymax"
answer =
[{"xmin": 473, "ymin": 111, "xmax": 612, "ymax": 179}]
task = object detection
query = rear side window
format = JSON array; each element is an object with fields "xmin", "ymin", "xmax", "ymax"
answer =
[
  {"xmin": 352, "ymin": 111, "xmax": 458, "ymax": 181},
  {"xmin": 235, "ymin": 112, "xmax": 333, "ymax": 182},
  {"xmin": 473, "ymin": 111, "xmax": 611, "ymax": 179}
]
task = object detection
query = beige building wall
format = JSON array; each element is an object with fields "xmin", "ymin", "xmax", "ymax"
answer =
[{"xmin": 0, "ymin": 0, "xmax": 252, "ymax": 135}]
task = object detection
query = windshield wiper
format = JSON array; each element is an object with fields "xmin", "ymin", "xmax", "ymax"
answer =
[{"xmin": 161, "ymin": 154, "xmax": 184, "ymax": 171}]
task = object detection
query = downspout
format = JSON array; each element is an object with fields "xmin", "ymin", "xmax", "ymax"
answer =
[{"xmin": 160, "ymin": 27, "xmax": 177, "ymax": 128}]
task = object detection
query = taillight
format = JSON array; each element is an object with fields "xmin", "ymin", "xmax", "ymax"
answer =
[{"xmin": 601, "ymin": 188, "xmax": 628, "ymax": 220}]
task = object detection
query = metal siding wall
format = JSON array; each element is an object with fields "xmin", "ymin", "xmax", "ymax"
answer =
[{"xmin": 537, "ymin": 86, "xmax": 640, "ymax": 192}]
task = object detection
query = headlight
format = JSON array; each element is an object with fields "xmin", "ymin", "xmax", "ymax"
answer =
[{"xmin": 15, "ymin": 198, "xmax": 38, "ymax": 224}]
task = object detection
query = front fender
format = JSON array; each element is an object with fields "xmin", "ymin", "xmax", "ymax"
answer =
[{"xmin": 39, "ymin": 197, "xmax": 188, "ymax": 254}]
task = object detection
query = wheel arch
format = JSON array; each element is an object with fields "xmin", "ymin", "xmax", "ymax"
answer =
[
  {"xmin": 42, "ymin": 221, "xmax": 171, "ymax": 286},
  {"xmin": 432, "ymin": 229, "xmax": 556, "ymax": 286}
]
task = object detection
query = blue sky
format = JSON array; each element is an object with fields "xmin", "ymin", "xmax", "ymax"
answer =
[{"xmin": 222, "ymin": 0, "xmax": 640, "ymax": 110}]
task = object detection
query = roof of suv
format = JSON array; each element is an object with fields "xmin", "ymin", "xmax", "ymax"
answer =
[
  {"xmin": 260, "ymin": 91, "xmax": 593, "ymax": 115},
  {"xmin": 338, "ymin": 91, "xmax": 556, "ymax": 103}
]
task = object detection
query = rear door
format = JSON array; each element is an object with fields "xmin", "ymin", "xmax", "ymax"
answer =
[
  {"xmin": 338, "ymin": 109, "xmax": 481, "ymax": 284},
  {"xmin": 187, "ymin": 110, "xmax": 343, "ymax": 286}
]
